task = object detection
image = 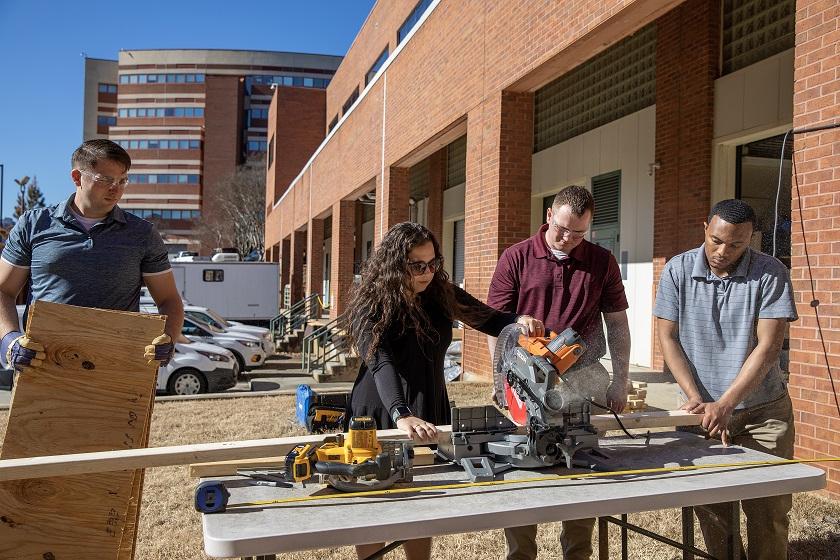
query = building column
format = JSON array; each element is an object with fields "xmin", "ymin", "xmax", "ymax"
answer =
[
  {"xmin": 306, "ymin": 218, "xmax": 326, "ymax": 302},
  {"xmin": 651, "ymin": 0, "xmax": 719, "ymax": 369},
  {"xmin": 426, "ymin": 148, "xmax": 446, "ymax": 241},
  {"xmin": 374, "ymin": 166, "xmax": 410, "ymax": 243},
  {"xmin": 279, "ymin": 237, "xmax": 291, "ymax": 307},
  {"xmin": 330, "ymin": 200, "xmax": 356, "ymax": 318},
  {"xmin": 289, "ymin": 229, "xmax": 307, "ymax": 305},
  {"xmin": 789, "ymin": 0, "xmax": 840, "ymax": 498},
  {"xmin": 461, "ymin": 90, "xmax": 535, "ymax": 381}
]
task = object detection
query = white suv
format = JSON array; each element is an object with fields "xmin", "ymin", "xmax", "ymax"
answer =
[
  {"xmin": 182, "ymin": 305, "xmax": 275, "ymax": 355},
  {"xmin": 180, "ymin": 317, "xmax": 266, "ymax": 373},
  {"xmin": 160, "ymin": 338, "xmax": 238, "ymax": 395}
]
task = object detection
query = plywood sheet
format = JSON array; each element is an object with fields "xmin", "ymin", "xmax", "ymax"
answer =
[{"xmin": 0, "ymin": 301, "xmax": 164, "ymax": 559}]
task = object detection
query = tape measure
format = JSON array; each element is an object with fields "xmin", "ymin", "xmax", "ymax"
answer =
[{"xmin": 199, "ymin": 456, "xmax": 839, "ymax": 512}]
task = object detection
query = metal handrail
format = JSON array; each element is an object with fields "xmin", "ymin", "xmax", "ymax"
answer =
[
  {"xmin": 270, "ymin": 293, "xmax": 322, "ymax": 340},
  {"xmin": 303, "ymin": 314, "xmax": 351, "ymax": 375}
]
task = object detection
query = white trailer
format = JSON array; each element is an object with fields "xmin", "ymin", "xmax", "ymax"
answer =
[{"xmin": 169, "ymin": 262, "xmax": 280, "ymax": 324}]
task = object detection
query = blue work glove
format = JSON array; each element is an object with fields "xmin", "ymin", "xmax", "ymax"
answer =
[
  {"xmin": 144, "ymin": 334, "xmax": 174, "ymax": 366},
  {"xmin": 1, "ymin": 330, "xmax": 45, "ymax": 373}
]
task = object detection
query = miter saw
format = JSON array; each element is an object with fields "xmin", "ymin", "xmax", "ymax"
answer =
[{"xmin": 438, "ymin": 324, "xmax": 611, "ymax": 481}]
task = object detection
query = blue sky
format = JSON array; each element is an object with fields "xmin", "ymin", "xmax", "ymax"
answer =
[{"xmin": 0, "ymin": 0, "xmax": 374, "ymax": 218}]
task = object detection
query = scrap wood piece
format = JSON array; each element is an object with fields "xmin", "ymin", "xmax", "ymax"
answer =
[
  {"xmin": 189, "ymin": 446, "xmax": 437, "ymax": 478},
  {"xmin": 0, "ymin": 301, "xmax": 164, "ymax": 559},
  {"xmin": 0, "ymin": 410, "xmax": 703, "ymax": 482}
]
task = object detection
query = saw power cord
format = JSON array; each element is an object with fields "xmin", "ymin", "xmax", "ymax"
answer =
[
  {"xmin": 221, "ymin": 456, "xmax": 840, "ymax": 509},
  {"xmin": 773, "ymin": 121, "xmax": 840, "ymax": 418}
]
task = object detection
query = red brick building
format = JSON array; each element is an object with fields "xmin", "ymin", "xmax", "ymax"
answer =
[
  {"xmin": 83, "ymin": 49, "xmax": 341, "ymax": 253},
  {"xmin": 264, "ymin": 0, "xmax": 840, "ymax": 496}
]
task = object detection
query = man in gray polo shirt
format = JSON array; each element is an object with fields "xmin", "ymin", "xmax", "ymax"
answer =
[
  {"xmin": 654, "ymin": 199, "xmax": 797, "ymax": 560},
  {"xmin": 0, "ymin": 139, "xmax": 184, "ymax": 384}
]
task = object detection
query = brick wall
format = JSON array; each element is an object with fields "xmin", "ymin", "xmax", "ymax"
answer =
[
  {"xmin": 307, "ymin": 218, "xmax": 325, "ymax": 300},
  {"xmin": 203, "ymin": 75, "xmax": 244, "ymax": 250},
  {"xmin": 651, "ymin": 0, "xmax": 719, "ymax": 369},
  {"xmin": 269, "ymin": 87, "xmax": 326, "ymax": 205},
  {"xmin": 789, "ymin": 0, "xmax": 840, "ymax": 498},
  {"xmin": 374, "ymin": 166, "xmax": 410, "ymax": 243},
  {"xmin": 462, "ymin": 90, "xmax": 534, "ymax": 379},
  {"xmin": 201, "ymin": 76, "xmax": 243, "ymax": 248},
  {"xmin": 331, "ymin": 200, "xmax": 357, "ymax": 317}
]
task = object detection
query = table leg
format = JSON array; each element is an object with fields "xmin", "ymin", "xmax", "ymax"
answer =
[
  {"xmin": 598, "ymin": 517, "xmax": 609, "ymax": 560},
  {"xmin": 727, "ymin": 501, "xmax": 740, "ymax": 560},
  {"xmin": 621, "ymin": 514, "xmax": 628, "ymax": 560},
  {"xmin": 360, "ymin": 540, "xmax": 406, "ymax": 560},
  {"xmin": 682, "ymin": 506, "xmax": 694, "ymax": 560}
]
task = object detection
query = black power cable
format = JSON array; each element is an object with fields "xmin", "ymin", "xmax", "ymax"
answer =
[{"xmin": 776, "ymin": 121, "xmax": 840, "ymax": 418}]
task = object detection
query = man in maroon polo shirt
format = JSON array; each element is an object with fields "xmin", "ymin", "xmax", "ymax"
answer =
[{"xmin": 487, "ymin": 185, "xmax": 631, "ymax": 560}]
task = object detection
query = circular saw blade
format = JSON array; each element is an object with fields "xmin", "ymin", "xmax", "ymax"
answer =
[
  {"xmin": 326, "ymin": 474, "xmax": 397, "ymax": 492},
  {"xmin": 493, "ymin": 323, "xmax": 525, "ymax": 407}
]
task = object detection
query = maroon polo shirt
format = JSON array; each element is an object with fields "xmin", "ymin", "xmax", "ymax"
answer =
[{"xmin": 487, "ymin": 224, "xmax": 629, "ymax": 365}]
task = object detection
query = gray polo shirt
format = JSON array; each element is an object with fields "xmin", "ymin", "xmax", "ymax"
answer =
[
  {"xmin": 653, "ymin": 245, "xmax": 797, "ymax": 409},
  {"xmin": 2, "ymin": 194, "xmax": 171, "ymax": 313}
]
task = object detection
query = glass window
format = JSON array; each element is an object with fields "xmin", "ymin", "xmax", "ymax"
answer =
[
  {"xmin": 119, "ymin": 75, "xmax": 129, "ymax": 84},
  {"xmin": 189, "ymin": 175, "xmax": 200, "ymax": 184},
  {"xmin": 186, "ymin": 74, "xmax": 195, "ymax": 83},
  {"xmin": 304, "ymin": 77, "xmax": 314, "ymax": 87},
  {"xmin": 366, "ymin": 48, "xmax": 389, "ymax": 85},
  {"xmin": 129, "ymin": 75, "xmax": 139, "ymax": 84},
  {"xmin": 148, "ymin": 140, "xmax": 158, "ymax": 149},
  {"xmin": 138, "ymin": 74, "xmax": 147, "ymax": 84},
  {"xmin": 398, "ymin": 0, "xmax": 433, "ymax": 44},
  {"xmin": 190, "ymin": 140, "xmax": 200, "ymax": 149},
  {"xmin": 98, "ymin": 84, "xmax": 107, "ymax": 93},
  {"xmin": 147, "ymin": 74, "xmax": 158, "ymax": 83},
  {"xmin": 196, "ymin": 74, "xmax": 205, "ymax": 83}
]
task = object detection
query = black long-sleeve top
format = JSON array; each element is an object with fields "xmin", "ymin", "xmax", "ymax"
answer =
[{"xmin": 348, "ymin": 285, "xmax": 518, "ymax": 429}]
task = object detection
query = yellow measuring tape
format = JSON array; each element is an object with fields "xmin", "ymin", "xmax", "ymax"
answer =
[{"xmin": 229, "ymin": 457, "xmax": 840, "ymax": 509}]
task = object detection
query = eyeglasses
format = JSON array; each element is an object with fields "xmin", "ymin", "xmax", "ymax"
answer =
[
  {"xmin": 407, "ymin": 256, "xmax": 443, "ymax": 276},
  {"xmin": 550, "ymin": 220, "xmax": 587, "ymax": 239},
  {"xmin": 79, "ymin": 170, "xmax": 130, "ymax": 188}
]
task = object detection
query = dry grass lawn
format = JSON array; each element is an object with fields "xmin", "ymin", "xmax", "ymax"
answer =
[{"xmin": 1, "ymin": 382, "xmax": 838, "ymax": 559}]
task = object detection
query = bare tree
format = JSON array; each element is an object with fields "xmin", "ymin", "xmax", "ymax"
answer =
[
  {"xmin": 14, "ymin": 176, "xmax": 46, "ymax": 218},
  {"xmin": 200, "ymin": 158, "xmax": 266, "ymax": 257}
]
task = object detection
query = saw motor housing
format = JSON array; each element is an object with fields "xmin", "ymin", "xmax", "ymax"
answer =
[{"xmin": 285, "ymin": 416, "xmax": 414, "ymax": 491}]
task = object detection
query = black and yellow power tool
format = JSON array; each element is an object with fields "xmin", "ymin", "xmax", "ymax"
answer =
[
  {"xmin": 286, "ymin": 416, "xmax": 414, "ymax": 492},
  {"xmin": 195, "ymin": 417, "xmax": 415, "ymax": 513}
]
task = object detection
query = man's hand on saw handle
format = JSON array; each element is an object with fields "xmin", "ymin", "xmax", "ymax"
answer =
[
  {"xmin": 1, "ymin": 331, "xmax": 46, "ymax": 373},
  {"xmin": 515, "ymin": 315, "xmax": 544, "ymax": 337},
  {"xmin": 145, "ymin": 334, "xmax": 174, "ymax": 366}
]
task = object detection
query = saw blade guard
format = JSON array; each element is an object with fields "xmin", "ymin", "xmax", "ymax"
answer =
[{"xmin": 493, "ymin": 323, "xmax": 526, "ymax": 407}]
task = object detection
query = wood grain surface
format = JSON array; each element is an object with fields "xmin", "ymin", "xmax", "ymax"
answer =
[
  {"xmin": 0, "ymin": 301, "xmax": 164, "ymax": 559},
  {"xmin": 0, "ymin": 410, "xmax": 703, "ymax": 482}
]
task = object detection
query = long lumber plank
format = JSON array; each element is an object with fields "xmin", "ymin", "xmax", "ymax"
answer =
[{"xmin": 0, "ymin": 410, "xmax": 701, "ymax": 482}]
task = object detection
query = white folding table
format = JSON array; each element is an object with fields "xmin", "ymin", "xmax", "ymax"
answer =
[{"xmin": 201, "ymin": 432, "xmax": 825, "ymax": 560}]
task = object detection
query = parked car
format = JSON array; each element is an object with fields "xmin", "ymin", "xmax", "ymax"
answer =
[
  {"xmin": 184, "ymin": 306, "xmax": 275, "ymax": 355},
  {"xmin": 141, "ymin": 301, "xmax": 275, "ymax": 357},
  {"xmin": 159, "ymin": 337, "xmax": 238, "ymax": 395},
  {"xmin": 179, "ymin": 317, "xmax": 266, "ymax": 372}
]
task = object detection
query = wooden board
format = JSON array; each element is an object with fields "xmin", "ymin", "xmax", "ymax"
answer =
[
  {"xmin": 189, "ymin": 446, "xmax": 437, "ymax": 478},
  {"xmin": 0, "ymin": 410, "xmax": 703, "ymax": 482},
  {"xmin": 0, "ymin": 301, "xmax": 165, "ymax": 559}
]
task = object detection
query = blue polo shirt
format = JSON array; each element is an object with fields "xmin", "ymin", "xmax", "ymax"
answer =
[
  {"xmin": 653, "ymin": 245, "xmax": 797, "ymax": 409},
  {"xmin": 1, "ymin": 194, "xmax": 171, "ymax": 312}
]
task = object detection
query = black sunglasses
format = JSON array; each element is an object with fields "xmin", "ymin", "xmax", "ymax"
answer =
[{"xmin": 407, "ymin": 256, "xmax": 443, "ymax": 276}]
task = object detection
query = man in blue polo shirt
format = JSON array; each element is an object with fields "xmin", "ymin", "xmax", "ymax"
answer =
[
  {"xmin": 654, "ymin": 199, "xmax": 797, "ymax": 560},
  {"xmin": 0, "ymin": 139, "xmax": 184, "ymax": 384}
]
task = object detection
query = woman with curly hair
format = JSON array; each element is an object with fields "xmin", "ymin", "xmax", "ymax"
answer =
[{"xmin": 347, "ymin": 222, "xmax": 543, "ymax": 560}]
